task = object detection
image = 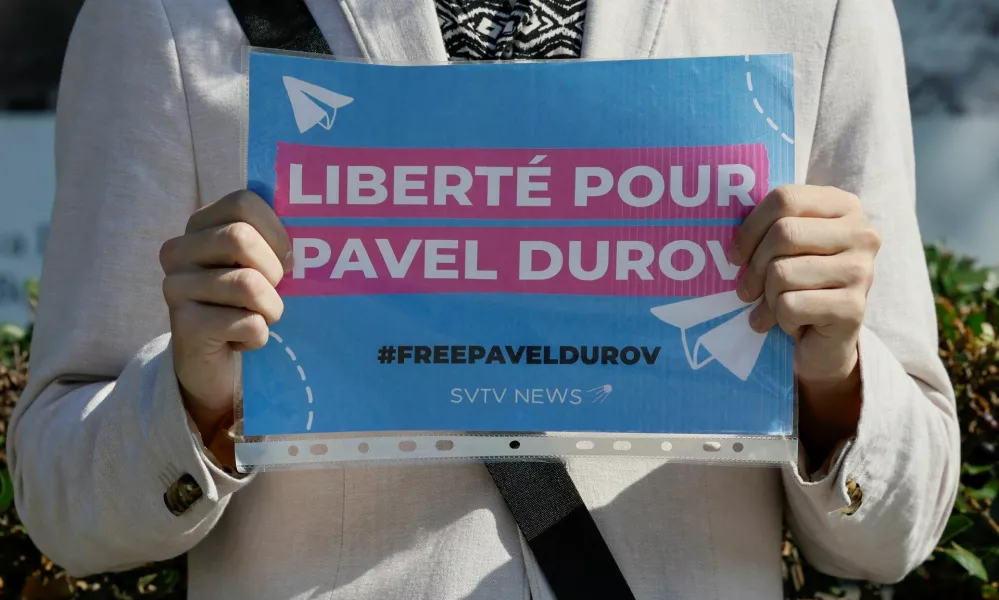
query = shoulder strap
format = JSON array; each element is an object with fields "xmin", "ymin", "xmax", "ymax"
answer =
[
  {"xmin": 486, "ymin": 460, "xmax": 636, "ymax": 599},
  {"xmin": 229, "ymin": 0, "xmax": 331, "ymax": 55},
  {"xmin": 226, "ymin": 3, "xmax": 635, "ymax": 598}
]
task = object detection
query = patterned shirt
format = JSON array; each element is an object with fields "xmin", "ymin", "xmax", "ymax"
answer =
[{"xmin": 435, "ymin": 0, "xmax": 587, "ymax": 61}]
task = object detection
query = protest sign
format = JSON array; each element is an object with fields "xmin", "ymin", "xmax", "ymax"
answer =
[{"xmin": 235, "ymin": 50, "xmax": 797, "ymax": 469}]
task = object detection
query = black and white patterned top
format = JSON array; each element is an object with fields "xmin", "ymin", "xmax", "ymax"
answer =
[{"xmin": 435, "ymin": 0, "xmax": 587, "ymax": 61}]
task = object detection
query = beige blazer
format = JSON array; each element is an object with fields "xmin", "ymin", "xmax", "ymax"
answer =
[{"xmin": 8, "ymin": 0, "xmax": 960, "ymax": 598}]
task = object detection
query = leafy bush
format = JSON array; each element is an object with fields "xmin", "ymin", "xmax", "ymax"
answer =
[{"xmin": 1, "ymin": 245, "xmax": 997, "ymax": 599}]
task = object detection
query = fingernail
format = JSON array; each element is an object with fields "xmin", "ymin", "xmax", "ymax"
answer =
[
  {"xmin": 749, "ymin": 308, "xmax": 764, "ymax": 332},
  {"xmin": 736, "ymin": 278, "xmax": 749, "ymax": 301},
  {"xmin": 283, "ymin": 250, "xmax": 295, "ymax": 273}
]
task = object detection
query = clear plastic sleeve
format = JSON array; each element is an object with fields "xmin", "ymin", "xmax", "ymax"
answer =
[{"xmin": 233, "ymin": 47, "xmax": 799, "ymax": 472}]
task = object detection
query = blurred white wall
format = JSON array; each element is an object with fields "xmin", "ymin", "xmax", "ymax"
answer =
[{"xmin": 0, "ymin": 114, "xmax": 54, "ymax": 325}]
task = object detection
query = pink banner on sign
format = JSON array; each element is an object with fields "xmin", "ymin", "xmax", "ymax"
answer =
[
  {"xmin": 279, "ymin": 225, "xmax": 742, "ymax": 297},
  {"xmin": 273, "ymin": 143, "xmax": 769, "ymax": 220}
]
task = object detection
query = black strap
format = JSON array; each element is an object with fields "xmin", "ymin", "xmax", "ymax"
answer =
[
  {"xmin": 229, "ymin": 0, "xmax": 331, "ymax": 55},
  {"xmin": 226, "ymin": 3, "xmax": 635, "ymax": 597},
  {"xmin": 486, "ymin": 461, "xmax": 636, "ymax": 599}
]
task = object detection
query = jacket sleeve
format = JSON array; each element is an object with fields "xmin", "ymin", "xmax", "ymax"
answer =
[
  {"xmin": 6, "ymin": 0, "xmax": 253, "ymax": 577},
  {"xmin": 781, "ymin": 0, "xmax": 961, "ymax": 584}
]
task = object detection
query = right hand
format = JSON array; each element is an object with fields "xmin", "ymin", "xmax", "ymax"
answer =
[{"xmin": 159, "ymin": 190, "xmax": 292, "ymax": 442}]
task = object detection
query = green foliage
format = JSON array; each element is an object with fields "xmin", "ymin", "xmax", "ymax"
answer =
[
  {"xmin": 1, "ymin": 248, "xmax": 997, "ymax": 599},
  {"xmin": 0, "ymin": 324, "xmax": 27, "ymax": 368},
  {"xmin": 940, "ymin": 543, "xmax": 989, "ymax": 582},
  {"xmin": 0, "ymin": 468, "xmax": 13, "ymax": 513},
  {"xmin": 908, "ymin": 245, "xmax": 999, "ymax": 598}
]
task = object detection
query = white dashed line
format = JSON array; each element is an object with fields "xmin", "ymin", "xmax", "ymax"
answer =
[
  {"xmin": 744, "ymin": 57, "xmax": 794, "ymax": 145},
  {"xmin": 268, "ymin": 330, "xmax": 314, "ymax": 431}
]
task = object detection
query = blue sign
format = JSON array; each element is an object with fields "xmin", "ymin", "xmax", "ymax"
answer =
[{"xmin": 240, "ymin": 49, "xmax": 796, "ymax": 443}]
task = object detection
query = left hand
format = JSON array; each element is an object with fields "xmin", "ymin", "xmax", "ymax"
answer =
[{"xmin": 727, "ymin": 184, "xmax": 882, "ymax": 389}]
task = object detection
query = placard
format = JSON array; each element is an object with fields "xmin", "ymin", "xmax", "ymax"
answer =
[{"xmin": 235, "ymin": 49, "xmax": 797, "ymax": 469}]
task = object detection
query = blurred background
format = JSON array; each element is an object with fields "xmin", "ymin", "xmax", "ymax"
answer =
[{"xmin": 0, "ymin": 0, "xmax": 998, "ymax": 328}]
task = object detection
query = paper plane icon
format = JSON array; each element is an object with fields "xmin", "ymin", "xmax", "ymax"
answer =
[
  {"xmin": 650, "ymin": 290, "xmax": 768, "ymax": 382},
  {"xmin": 283, "ymin": 76, "xmax": 353, "ymax": 134}
]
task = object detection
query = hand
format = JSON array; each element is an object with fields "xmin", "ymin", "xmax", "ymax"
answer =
[
  {"xmin": 159, "ymin": 190, "xmax": 291, "ymax": 455},
  {"xmin": 727, "ymin": 185, "xmax": 882, "ymax": 461}
]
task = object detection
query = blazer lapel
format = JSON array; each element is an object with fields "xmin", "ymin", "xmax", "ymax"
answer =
[
  {"xmin": 336, "ymin": 0, "xmax": 449, "ymax": 63},
  {"xmin": 581, "ymin": 0, "xmax": 672, "ymax": 59}
]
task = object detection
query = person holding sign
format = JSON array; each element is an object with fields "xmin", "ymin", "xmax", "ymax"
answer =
[{"xmin": 8, "ymin": 1, "xmax": 959, "ymax": 599}]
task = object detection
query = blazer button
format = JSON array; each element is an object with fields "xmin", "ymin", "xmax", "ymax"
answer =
[
  {"xmin": 839, "ymin": 478, "xmax": 864, "ymax": 516},
  {"xmin": 164, "ymin": 473, "xmax": 204, "ymax": 516}
]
